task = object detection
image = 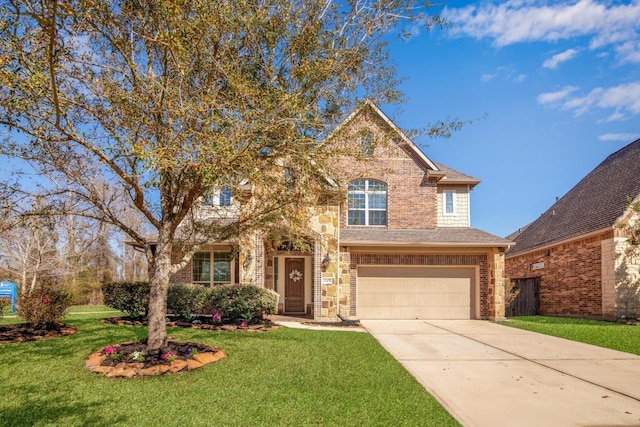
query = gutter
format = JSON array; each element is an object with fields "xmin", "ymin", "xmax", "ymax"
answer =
[
  {"xmin": 340, "ymin": 241, "xmax": 513, "ymax": 248},
  {"xmin": 505, "ymin": 226, "xmax": 615, "ymax": 259}
]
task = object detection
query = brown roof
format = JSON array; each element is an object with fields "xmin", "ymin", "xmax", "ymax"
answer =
[
  {"xmin": 434, "ymin": 162, "xmax": 481, "ymax": 186},
  {"xmin": 341, "ymin": 228, "xmax": 512, "ymax": 247},
  {"xmin": 507, "ymin": 138, "xmax": 640, "ymax": 257}
]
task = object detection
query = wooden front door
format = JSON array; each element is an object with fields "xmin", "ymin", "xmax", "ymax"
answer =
[{"xmin": 285, "ymin": 258, "xmax": 305, "ymax": 313}]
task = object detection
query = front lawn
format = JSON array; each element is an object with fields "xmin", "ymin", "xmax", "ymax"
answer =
[
  {"xmin": 501, "ymin": 316, "xmax": 640, "ymax": 355},
  {"xmin": 0, "ymin": 313, "xmax": 458, "ymax": 426}
]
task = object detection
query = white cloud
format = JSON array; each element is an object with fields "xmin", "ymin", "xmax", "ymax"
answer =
[
  {"xmin": 537, "ymin": 86, "xmax": 579, "ymax": 104},
  {"xmin": 481, "ymin": 72, "xmax": 499, "ymax": 83},
  {"xmin": 542, "ymin": 82, "xmax": 640, "ymax": 117},
  {"xmin": 445, "ymin": 0, "xmax": 640, "ymax": 64},
  {"xmin": 598, "ymin": 133, "xmax": 640, "ymax": 141},
  {"xmin": 481, "ymin": 66, "xmax": 527, "ymax": 83},
  {"xmin": 543, "ymin": 48, "xmax": 579, "ymax": 68}
]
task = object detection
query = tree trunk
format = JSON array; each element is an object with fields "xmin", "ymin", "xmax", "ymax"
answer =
[{"xmin": 145, "ymin": 237, "xmax": 172, "ymax": 351}]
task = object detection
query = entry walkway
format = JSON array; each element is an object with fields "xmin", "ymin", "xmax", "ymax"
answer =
[{"xmin": 362, "ymin": 320, "xmax": 640, "ymax": 427}]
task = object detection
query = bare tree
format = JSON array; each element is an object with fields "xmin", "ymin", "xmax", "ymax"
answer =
[
  {"xmin": 0, "ymin": 215, "xmax": 60, "ymax": 295},
  {"xmin": 0, "ymin": 0, "xmax": 450, "ymax": 351}
]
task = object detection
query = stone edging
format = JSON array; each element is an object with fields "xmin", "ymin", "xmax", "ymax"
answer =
[{"xmin": 86, "ymin": 347, "xmax": 227, "ymax": 378}]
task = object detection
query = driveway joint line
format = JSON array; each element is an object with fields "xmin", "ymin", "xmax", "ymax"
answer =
[{"xmin": 424, "ymin": 321, "xmax": 640, "ymax": 404}]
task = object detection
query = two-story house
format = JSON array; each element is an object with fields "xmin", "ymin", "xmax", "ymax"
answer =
[{"xmin": 169, "ymin": 101, "xmax": 511, "ymax": 320}]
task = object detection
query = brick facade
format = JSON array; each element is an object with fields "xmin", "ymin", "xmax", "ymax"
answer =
[
  {"xmin": 333, "ymin": 109, "xmax": 438, "ymax": 230},
  {"xmin": 506, "ymin": 231, "xmax": 614, "ymax": 317},
  {"xmin": 164, "ymin": 102, "xmax": 508, "ymax": 322}
]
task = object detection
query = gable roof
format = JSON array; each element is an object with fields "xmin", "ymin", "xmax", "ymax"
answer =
[
  {"xmin": 434, "ymin": 162, "xmax": 481, "ymax": 186},
  {"xmin": 329, "ymin": 100, "xmax": 441, "ymax": 172},
  {"xmin": 507, "ymin": 138, "xmax": 640, "ymax": 257}
]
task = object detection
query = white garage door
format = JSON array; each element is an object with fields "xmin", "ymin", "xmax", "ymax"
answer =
[{"xmin": 357, "ymin": 266, "xmax": 476, "ymax": 320}]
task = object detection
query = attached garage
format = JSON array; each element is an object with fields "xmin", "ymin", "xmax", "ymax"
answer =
[{"xmin": 357, "ymin": 266, "xmax": 477, "ymax": 320}]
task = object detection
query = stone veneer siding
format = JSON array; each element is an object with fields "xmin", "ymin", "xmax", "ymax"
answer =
[
  {"xmin": 506, "ymin": 231, "xmax": 614, "ymax": 317},
  {"xmin": 604, "ymin": 237, "xmax": 640, "ymax": 318},
  {"xmin": 347, "ymin": 253, "xmax": 491, "ymax": 319}
]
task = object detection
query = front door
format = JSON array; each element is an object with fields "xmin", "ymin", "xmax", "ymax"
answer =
[{"xmin": 285, "ymin": 258, "xmax": 305, "ymax": 313}]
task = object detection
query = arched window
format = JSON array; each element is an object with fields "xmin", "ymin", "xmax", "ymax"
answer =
[{"xmin": 347, "ymin": 179, "xmax": 387, "ymax": 226}]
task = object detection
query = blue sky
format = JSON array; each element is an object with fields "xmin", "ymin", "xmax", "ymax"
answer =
[{"xmin": 382, "ymin": 0, "xmax": 640, "ymax": 237}]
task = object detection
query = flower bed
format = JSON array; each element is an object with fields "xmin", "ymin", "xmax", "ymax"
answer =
[{"xmin": 86, "ymin": 340, "xmax": 226, "ymax": 378}]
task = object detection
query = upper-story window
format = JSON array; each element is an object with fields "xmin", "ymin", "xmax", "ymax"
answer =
[
  {"xmin": 444, "ymin": 191, "xmax": 456, "ymax": 215},
  {"xmin": 360, "ymin": 131, "xmax": 374, "ymax": 156},
  {"xmin": 348, "ymin": 179, "xmax": 387, "ymax": 226},
  {"xmin": 219, "ymin": 186, "xmax": 231, "ymax": 207},
  {"xmin": 203, "ymin": 186, "xmax": 232, "ymax": 207}
]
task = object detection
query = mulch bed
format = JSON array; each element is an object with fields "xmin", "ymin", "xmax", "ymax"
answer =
[
  {"xmin": 102, "ymin": 316, "xmax": 281, "ymax": 332},
  {"xmin": 0, "ymin": 322, "xmax": 77, "ymax": 343},
  {"xmin": 86, "ymin": 340, "xmax": 227, "ymax": 378}
]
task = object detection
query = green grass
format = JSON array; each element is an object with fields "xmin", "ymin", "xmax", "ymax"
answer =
[
  {"xmin": 1, "ymin": 305, "xmax": 123, "ymax": 324},
  {"xmin": 0, "ymin": 313, "xmax": 458, "ymax": 427},
  {"xmin": 501, "ymin": 316, "xmax": 640, "ymax": 355}
]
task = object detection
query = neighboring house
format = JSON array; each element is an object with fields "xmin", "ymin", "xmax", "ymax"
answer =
[
  {"xmin": 505, "ymin": 138, "xmax": 640, "ymax": 319},
  {"xmin": 169, "ymin": 101, "xmax": 511, "ymax": 320}
]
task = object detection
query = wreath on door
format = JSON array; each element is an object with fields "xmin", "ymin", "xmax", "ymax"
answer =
[{"xmin": 289, "ymin": 269, "xmax": 303, "ymax": 282}]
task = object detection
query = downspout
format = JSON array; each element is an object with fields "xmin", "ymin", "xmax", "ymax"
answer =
[{"xmin": 336, "ymin": 201, "xmax": 341, "ymax": 321}]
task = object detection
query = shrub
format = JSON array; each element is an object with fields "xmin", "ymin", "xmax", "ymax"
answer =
[
  {"xmin": 167, "ymin": 284, "xmax": 207, "ymax": 319},
  {"xmin": 199, "ymin": 284, "xmax": 278, "ymax": 322},
  {"xmin": 16, "ymin": 287, "xmax": 71, "ymax": 329},
  {"xmin": 102, "ymin": 281, "xmax": 150, "ymax": 318}
]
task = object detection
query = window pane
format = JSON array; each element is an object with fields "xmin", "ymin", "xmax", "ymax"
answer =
[
  {"xmin": 213, "ymin": 252, "xmax": 231, "ymax": 283},
  {"xmin": 360, "ymin": 131, "xmax": 374, "ymax": 156},
  {"xmin": 369, "ymin": 211, "xmax": 387, "ymax": 226},
  {"xmin": 445, "ymin": 192, "xmax": 454, "ymax": 214},
  {"xmin": 368, "ymin": 193, "xmax": 386, "ymax": 209},
  {"xmin": 367, "ymin": 180, "xmax": 386, "ymax": 191},
  {"xmin": 219, "ymin": 186, "xmax": 231, "ymax": 207},
  {"xmin": 348, "ymin": 210, "xmax": 365, "ymax": 225},
  {"xmin": 348, "ymin": 193, "xmax": 365, "ymax": 209},
  {"xmin": 192, "ymin": 252, "xmax": 211, "ymax": 282},
  {"xmin": 348, "ymin": 180, "xmax": 366, "ymax": 191}
]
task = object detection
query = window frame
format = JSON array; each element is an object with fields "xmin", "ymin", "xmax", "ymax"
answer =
[
  {"xmin": 360, "ymin": 131, "xmax": 374, "ymax": 157},
  {"xmin": 219, "ymin": 186, "xmax": 231, "ymax": 207},
  {"xmin": 192, "ymin": 251, "xmax": 234, "ymax": 285},
  {"xmin": 443, "ymin": 190, "xmax": 456, "ymax": 215},
  {"xmin": 347, "ymin": 179, "xmax": 387, "ymax": 227}
]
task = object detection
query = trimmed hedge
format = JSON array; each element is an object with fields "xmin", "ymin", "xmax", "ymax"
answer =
[
  {"xmin": 103, "ymin": 281, "xmax": 278, "ymax": 322},
  {"xmin": 189, "ymin": 284, "xmax": 278, "ymax": 322},
  {"xmin": 102, "ymin": 281, "xmax": 150, "ymax": 318},
  {"xmin": 166, "ymin": 284, "xmax": 207, "ymax": 319}
]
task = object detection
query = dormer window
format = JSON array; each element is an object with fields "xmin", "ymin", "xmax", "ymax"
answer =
[
  {"xmin": 444, "ymin": 191, "xmax": 455, "ymax": 215},
  {"xmin": 360, "ymin": 131, "xmax": 374, "ymax": 156},
  {"xmin": 348, "ymin": 179, "xmax": 387, "ymax": 226}
]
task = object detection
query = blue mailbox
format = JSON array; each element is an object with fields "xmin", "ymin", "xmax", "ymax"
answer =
[{"xmin": 0, "ymin": 281, "xmax": 18, "ymax": 313}]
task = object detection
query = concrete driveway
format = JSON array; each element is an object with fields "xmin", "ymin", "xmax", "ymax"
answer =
[{"xmin": 362, "ymin": 320, "xmax": 640, "ymax": 427}]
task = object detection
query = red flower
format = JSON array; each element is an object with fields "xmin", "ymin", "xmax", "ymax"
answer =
[{"xmin": 41, "ymin": 297, "xmax": 49, "ymax": 304}]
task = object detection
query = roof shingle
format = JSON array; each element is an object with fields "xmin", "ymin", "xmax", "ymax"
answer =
[
  {"xmin": 341, "ymin": 228, "xmax": 511, "ymax": 246},
  {"xmin": 507, "ymin": 138, "xmax": 640, "ymax": 257}
]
